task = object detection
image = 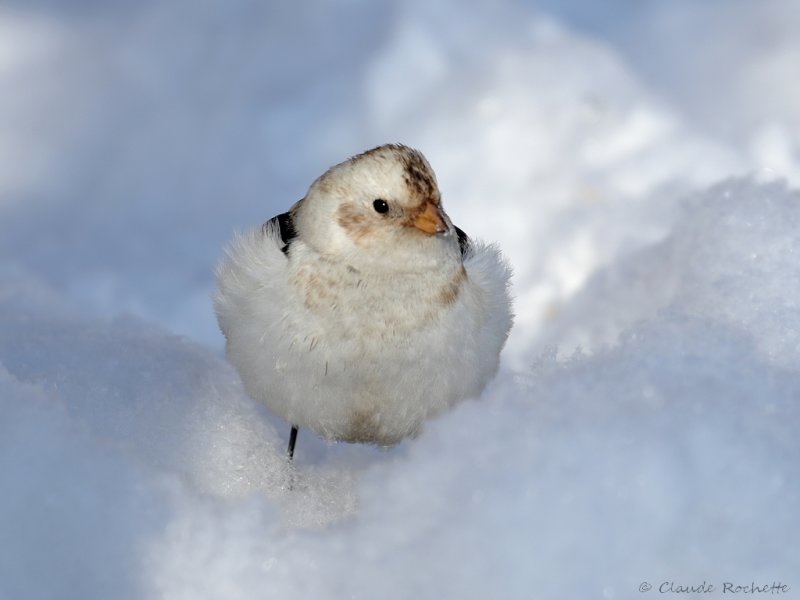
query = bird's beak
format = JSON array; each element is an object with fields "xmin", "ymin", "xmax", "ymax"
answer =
[{"xmin": 413, "ymin": 202, "xmax": 447, "ymax": 235}]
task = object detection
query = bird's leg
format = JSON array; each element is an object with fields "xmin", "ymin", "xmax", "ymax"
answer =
[{"xmin": 287, "ymin": 425, "xmax": 299, "ymax": 460}]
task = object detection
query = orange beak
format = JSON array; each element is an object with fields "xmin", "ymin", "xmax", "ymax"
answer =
[{"xmin": 413, "ymin": 202, "xmax": 447, "ymax": 235}]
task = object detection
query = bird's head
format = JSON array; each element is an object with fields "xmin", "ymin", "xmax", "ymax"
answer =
[{"xmin": 293, "ymin": 144, "xmax": 460, "ymax": 270}]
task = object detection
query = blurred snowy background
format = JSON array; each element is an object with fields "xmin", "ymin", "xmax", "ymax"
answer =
[{"xmin": 1, "ymin": 1, "xmax": 799, "ymax": 598}]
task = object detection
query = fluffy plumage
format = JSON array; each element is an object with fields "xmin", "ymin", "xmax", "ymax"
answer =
[{"xmin": 214, "ymin": 144, "xmax": 513, "ymax": 446}]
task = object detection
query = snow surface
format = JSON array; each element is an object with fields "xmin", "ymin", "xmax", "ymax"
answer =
[{"xmin": 2, "ymin": 1, "xmax": 800, "ymax": 598}]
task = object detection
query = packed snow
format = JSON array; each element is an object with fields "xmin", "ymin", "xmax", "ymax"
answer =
[{"xmin": 1, "ymin": 0, "xmax": 799, "ymax": 598}]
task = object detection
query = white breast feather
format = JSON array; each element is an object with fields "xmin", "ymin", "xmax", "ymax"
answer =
[{"xmin": 214, "ymin": 222, "xmax": 513, "ymax": 445}]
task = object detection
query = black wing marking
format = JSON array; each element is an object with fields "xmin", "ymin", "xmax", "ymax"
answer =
[
  {"xmin": 455, "ymin": 225, "xmax": 472, "ymax": 259},
  {"xmin": 263, "ymin": 211, "xmax": 298, "ymax": 256}
]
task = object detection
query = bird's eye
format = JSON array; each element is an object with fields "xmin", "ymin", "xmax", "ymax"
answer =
[{"xmin": 372, "ymin": 199, "xmax": 389, "ymax": 214}]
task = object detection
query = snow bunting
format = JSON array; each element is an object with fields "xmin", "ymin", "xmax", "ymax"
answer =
[{"xmin": 214, "ymin": 144, "xmax": 513, "ymax": 454}]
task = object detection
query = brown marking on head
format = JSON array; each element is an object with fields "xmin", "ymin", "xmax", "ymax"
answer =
[
  {"xmin": 313, "ymin": 176, "xmax": 333, "ymax": 195},
  {"xmin": 352, "ymin": 144, "xmax": 440, "ymax": 206},
  {"xmin": 335, "ymin": 202, "xmax": 374, "ymax": 245},
  {"xmin": 350, "ymin": 143, "xmax": 406, "ymax": 162},
  {"xmin": 401, "ymin": 152, "xmax": 439, "ymax": 207}
]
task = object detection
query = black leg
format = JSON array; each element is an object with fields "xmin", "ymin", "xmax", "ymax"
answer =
[{"xmin": 287, "ymin": 425, "xmax": 299, "ymax": 460}]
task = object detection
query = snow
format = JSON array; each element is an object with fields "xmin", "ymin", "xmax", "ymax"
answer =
[{"xmin": 1, "ymin": 0, "xmax": 799, "ymax": 597}]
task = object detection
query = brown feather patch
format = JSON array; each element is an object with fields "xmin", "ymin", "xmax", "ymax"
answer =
[
  {"xmin": 439, "ymin": 265, "xmax": 467, "ymax": 306},
  {"xmin": 342, "ymin": 407, "xmax": 382, "ymax": 443},
  {"xmin": 291, "ymin": 265, "xmax": 332, "ymax": 312},
  {"xmin": 335, "ymin": 202, "xmax": 373, "ymax": 245},
  {"xmin": 402, "ymin": 153, "xmax": 439, "ymax": 206},
  {"xmin": 352, "ymin": 144, "xmax": 440, "ymax": 206}
]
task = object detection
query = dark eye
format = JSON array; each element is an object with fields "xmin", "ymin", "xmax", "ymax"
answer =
[{"xmin": 372, "ymin": 199, "xmax": 389, "ymax": 214}]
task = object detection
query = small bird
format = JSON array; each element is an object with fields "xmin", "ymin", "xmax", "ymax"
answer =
[{"xmin": 214, "ymin": 144, "xmax": 513, "ymax": 456}]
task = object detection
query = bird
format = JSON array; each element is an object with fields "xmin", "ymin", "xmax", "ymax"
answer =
[{"xmin": 214, "ymin": 144, "xmax": 513, "ymax": 457}]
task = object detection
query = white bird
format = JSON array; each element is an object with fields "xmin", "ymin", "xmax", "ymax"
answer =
[{"xmin": 214, "ymin": 144, "xmax": 513, "ymax": 456}]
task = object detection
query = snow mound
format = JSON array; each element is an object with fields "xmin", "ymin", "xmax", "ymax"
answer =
[
  {"xmin": 3, "ymin": 177, "xmax": 800, "ymax": 597},
  {"xmin": 538, "ymin": 177, "xmax": 800, "ymax": 368}
]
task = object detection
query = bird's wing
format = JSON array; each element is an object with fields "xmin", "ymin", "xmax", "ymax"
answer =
[
  {"xmin": 455, "ymin": 225, "xmax": 472, "ymax": 259},
  {"xmin": 262, "ymin": 209, "xmax": 299, "ymax": 256}
]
